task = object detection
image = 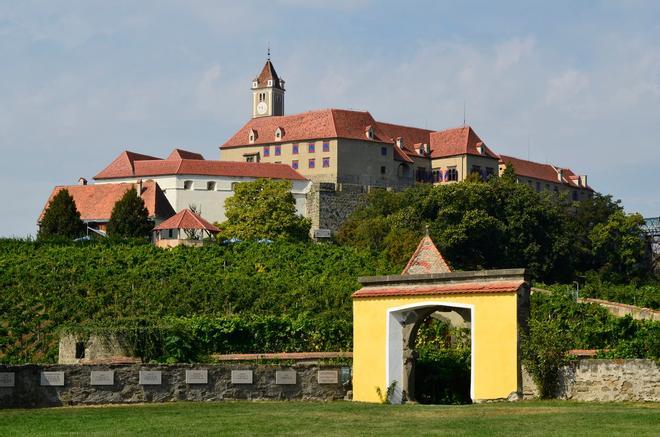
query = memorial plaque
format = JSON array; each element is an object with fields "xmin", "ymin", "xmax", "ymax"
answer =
[
  {"xmin": 317, "ymin": 370, "xmax": 339, "ymax": 384},
  {"xmin": 40, "ymin": 371, "xmax": 65, "ymax": 386},
  {"xmin": 185, "ymin": 369, "xmax": 208, "ymax": 384},
  {"xmin": 0, "ymin": 372, "xmax": 15, "ymax": 387},
  {"xmin": 275, "ymin": 370, "xmax": 297, "ymax": 385},
  {"xmin": 231, "ymin": 370, "xmax": 253, "ymax": 384},
  {"xmin": 139, "ymin": 370, "xmax": 162, "ymax": 385},
  {"xmin": 90, "ymin": 370, "xmax": 114, "ymax": 386}
]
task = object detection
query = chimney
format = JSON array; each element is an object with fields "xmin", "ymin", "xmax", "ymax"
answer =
[
  {"xmin": 78, "ymin": 177, "xmax": 87, "ymax": 186},
  {"xmin": 557, "ymin": 168, "xmax": 563, "ymax": 182},
  {"xmin": 396, "ymin": 137, "xmax": 404, "ymax": 149},
  {"xmin": 581, "ymin": 175, "xmax": 587, "ymax": 187},
  {"xmin": 423, "ymin": 143, "xmax": 431, "ymax": 155}
]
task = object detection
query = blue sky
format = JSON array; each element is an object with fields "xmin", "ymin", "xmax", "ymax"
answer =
[{"xmin": 1, "ymin": 1, "xmax": 659, "ymax": 237}]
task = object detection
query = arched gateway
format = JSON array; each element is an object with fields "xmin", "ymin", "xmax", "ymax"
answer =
[{"xmin": 352, "ymin": 236, "xmax": 530, "ymax": 403}]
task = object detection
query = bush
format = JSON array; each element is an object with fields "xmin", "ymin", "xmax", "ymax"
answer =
[
  {"xmin": 0, "ymin": 239, "xmax": 396, "ymax": 363},
  {"xmin": 521, "ymin": 317, "xmax": 569, "ymax": 399}
]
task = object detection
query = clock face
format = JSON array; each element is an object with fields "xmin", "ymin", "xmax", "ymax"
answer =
[{"xmin": 257, "ymin": 101, "xmax": 268, "ymax": 115}]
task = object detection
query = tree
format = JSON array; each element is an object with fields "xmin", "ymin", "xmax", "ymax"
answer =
[
  {"xmin": 219, "ymin": 179, "xmax": 311, "ymax": 241},
  {"xmin": 107, "ymin": 187, "xmax": 153, "ymax": 239},
  {"xmin": 38, "ymin": 189, "xmax": 85, "ymax": 239},
  {"xmin": 589, "ymin": 210, "xmax": 651, "ymax": 282}
]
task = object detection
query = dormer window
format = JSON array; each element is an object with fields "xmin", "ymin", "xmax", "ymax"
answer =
[
  {"xmin": 279, "ymin": 79, "xmax": 285, "ymax": 89},
  {"xmin": 252, "ymin": 81, "xmax": 258, "ymax": 88},
  {"xmin": 267, "ymin": 80, "xmax": 273, "ymax": 87},
  {"xmin": 365, "ymin": 126, "xmax": 374, "ymax": 140},
  {"xmin": 275, "ymin": 127, "xmax": 284, "ymax": 140},
  {"xmin": 476, "ymin": 142, "xmax": 484, "ymax": 155},
  {"xmin": 249, "ymin": 129, "xmax": 258, "ymax": 144},
  {"xmin": 395, "ymin": 137, "xmax": 404, "ymax": 149}
]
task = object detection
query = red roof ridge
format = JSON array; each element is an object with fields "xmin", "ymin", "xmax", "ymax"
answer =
[{"xmin": 153, "ymin": 209, "xmax": 219, "ymax": 232}]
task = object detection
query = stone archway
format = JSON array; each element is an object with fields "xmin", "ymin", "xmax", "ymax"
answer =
[
  {"xmin": 388, "ymin": 302, "xmax": 473, "ymax": 404},
  {"xmin": 352, "ymin": 236, "xmax": 530, "ymax": 404}
]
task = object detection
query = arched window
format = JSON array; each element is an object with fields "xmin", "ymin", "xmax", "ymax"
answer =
[{"xmin": 446, "ymin": 168, "xmax": 458, "ymax": 181}]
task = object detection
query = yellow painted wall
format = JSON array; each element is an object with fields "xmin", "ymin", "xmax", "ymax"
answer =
[{"xmin": 352, "ymin": 292, "xmax": 520, "ymax": 403}]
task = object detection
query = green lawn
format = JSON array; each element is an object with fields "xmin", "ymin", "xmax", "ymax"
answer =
[{"xmin": 0, "ymin": 400, "xmax": 658, "ymax": 436}]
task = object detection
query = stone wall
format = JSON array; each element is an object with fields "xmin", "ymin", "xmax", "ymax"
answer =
[
  {"xmin": 306, "ymin": 182, "xmax": 368, "ymax": 235},
  {"xmin": 522, "ymin": 359, "xmax": 659, "ymax": 401},
  {"xmin": 0, "ymin": 363, "xmax": 351, "ymax": 408}
]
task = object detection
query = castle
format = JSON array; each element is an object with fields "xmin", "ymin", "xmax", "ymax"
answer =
[
  {"xmin": 40, "ymin": 57, "xmax": 594, "ymax": 238},
  {"xmin": 219, "ymin": 58, "xmax": 593, "ymax": 235}
]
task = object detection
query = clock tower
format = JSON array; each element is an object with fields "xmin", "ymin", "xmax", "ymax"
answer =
[{"xmin": 251, "ymin": 56, "xmax": 285, "ymax": 118}]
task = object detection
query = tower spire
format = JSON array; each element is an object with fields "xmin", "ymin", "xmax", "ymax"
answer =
[{"xmin": 267, "ymin": 43, "xmax": 270, "ymax": 61}]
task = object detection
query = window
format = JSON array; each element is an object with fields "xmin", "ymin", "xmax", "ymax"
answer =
[
  {"xmin": 572, "ymin": 191, "xmax": 578, "ymax": 201},
  {"xmin": 75, "ymin": 342, "xmax": 85, "ymax": 359},
  {"xmin": 486, "ymin": 167, "xmax": 495, "ymax": 178},
  {"xmin": 432, "ymin": 169, "xmax": 442, "ymax": 182},
  {"xmin": 244, "ymin": 153, "xmax": 259, "ymax": 162},
  {"xmin": 207, "ymin": 181, "xmax": 216, "ymax": 191},
  {"xmin": 381, "ymin": 146, "xmax": 387, "ymax": 156},
  {"xmin": 274, "ymin": 145, "xmax": 281, "ymax": 156},
  {"xmin": 536, "ymin": 181, "xmax": 541, "ymax": 192},
  {"xmin": 308, "ymin": 142, "xmax": 316, "ymax": 153},
  {"xmin": 292, "ymin": 143, "xmax": 299, "ymax": 154},
  {"xmin": 471, "ymin": 165, "xmax": 482, "ymax": 176},
  {"xmin": 183, "ymin": 180, "xmax": 193, "ymax": 190},
  {"xmin": 168, "ymin": 229, "xmax": 174, "ymax": 238},
  {"xmin": 323, "ymin": 157, "xmax": 330, "ymax": 168},
  {"xmin": 292, "ymin": 160, "xmax": 299, "ymax": 169},
  {"xmin": 445, "ymin": 168, "xmax": 458, "ymax": 181},
  {"xmin": 545, "ymin": 184, "xmax": 550, "ymax": 191},
  {"xmin": 263, "ymin": 146, "xmax": 270, "ymax": 157},
  {"xmin": 323, "ymin": 141, "xmax": 330, "ymax": 152},
  {"xmin": 309, "ymin": 158, "xmax": 315, "ymax": 168},
  {"xmin": 380, "ymin": 166, "xmax": 386, "ymax": 175}
]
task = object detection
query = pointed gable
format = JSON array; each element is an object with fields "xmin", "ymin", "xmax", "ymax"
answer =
[
  {"xmin": 401, "ymin": 235, "xmax": 451, "ymax": 275},
  {"xmin": 94, "ymin": 151, "xmax": 162, "ymax": 179},
  {"xmin": 255, "ymin": 60, "xmax": 283, "ymax": 90},
  {"xmin": 167, "ymin": 149, "xmax": 204, "ymax": 161},
  {"xmin": 430, "ymin": 126, "xmax": 498, "ymax": 159},
  {"xmin": 153, "ymin": 209, "xmax": 219, "ymax": 233}
]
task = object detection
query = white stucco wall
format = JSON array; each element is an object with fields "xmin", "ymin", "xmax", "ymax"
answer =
[{"xmin": 95, "ymin": 175, "xmax": 310, "ymax": 224}]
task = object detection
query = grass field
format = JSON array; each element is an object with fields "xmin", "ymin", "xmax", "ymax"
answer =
[{"xmin": 0, "ymin": 400, "xmax": 658, "ymax": 436}]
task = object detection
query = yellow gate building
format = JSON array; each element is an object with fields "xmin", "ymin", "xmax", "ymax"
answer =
[{"xmin": 352, "ymin": 236, "xmax": 530, "ymax": 403}]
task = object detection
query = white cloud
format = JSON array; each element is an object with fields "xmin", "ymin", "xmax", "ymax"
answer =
[{"xmin": 495, "ymin": 37, "xmax": 535, "ymax": 71}]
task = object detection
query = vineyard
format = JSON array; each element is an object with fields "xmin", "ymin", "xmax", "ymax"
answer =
[{"xmin": 0, "ymin": 239, "xmax": 657, "ymax": 364}]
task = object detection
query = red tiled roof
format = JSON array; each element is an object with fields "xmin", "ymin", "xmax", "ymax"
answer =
[
  {"xmin": 499, "ymin": 155, "xmax": 592, "ymax": 190},
  {"xmin": 39, "ymin": 181, "xmax": 174, "ymax": 222},
  {"xmin": 153, "ymin": 209, "xmax": 219, "ymax": 232},
  {"xmin": 254, "ymin": 60, "xmax": 283, "ymax": 90},
  {"xmin": 167, "ymin": 149, "xmax": 204, "ymax": 160},
  {"xmin": 402, "ymin": 235, "xmax": 451, "ymax": 275},
  {"xmin": 352, "ymin": 280, "xmax": 525, "ymax": 298},
  {"xmin": 94, "ymin": 149, "xmax": 307, "ymax": 181},
  {"xmin": 429, "ymin": 126, "xmax": 499, "ymax": 159}
]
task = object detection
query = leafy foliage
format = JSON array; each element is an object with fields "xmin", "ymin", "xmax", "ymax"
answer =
[
  {"xmin": 521, "ymin": 318, "xmax": 569, "ymax": 399},
  {"xmin": 0, "ymin": 239, "xmax": 395, "ymax": 363},
  {"xmin": 415, "ymin": 318, "xmax": 471, "ymax": 404},
  {"xmin": 219, "ymin": 179, "xmax": 311, "ymax": 241},
  {"xmin": 337, "ymin": 178, "xmax": 652, "ymax": 283},
  {"xmin": 107, "ymin": 187, "xmax": 153, "ymax": 238},
  {"xmin": 38, "ymin": 189, "xmax": 85, "ymax": 240}
]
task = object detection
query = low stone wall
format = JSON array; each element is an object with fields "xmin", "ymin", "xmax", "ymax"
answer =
[
  {"xmin": 0, "ymin": 363, "xmax": 351, "ymax": 408},
  {"xmin": 523, "ymin": 359, "xmax": 659, "ymax": 401}
]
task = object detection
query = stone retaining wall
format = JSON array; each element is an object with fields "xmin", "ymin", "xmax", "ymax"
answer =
[
  {"xmin": 522, "ymin": 359, "xmax": 659, "ymax": 401},
  {"xmin": 0, "ymin": 363, "xmax": 351, "ymax": 408}
]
